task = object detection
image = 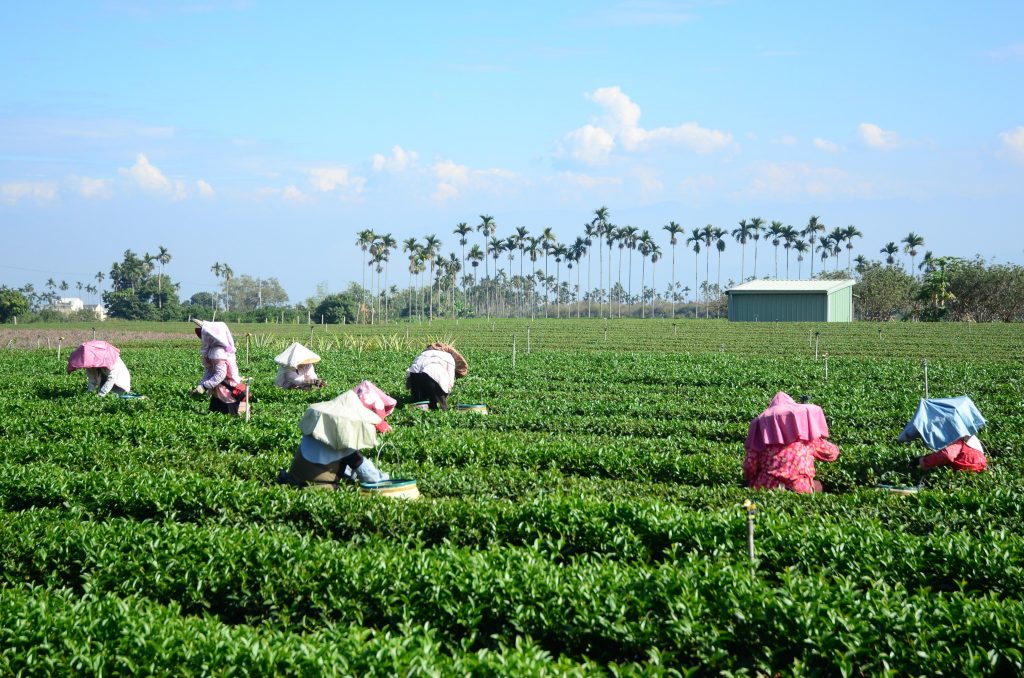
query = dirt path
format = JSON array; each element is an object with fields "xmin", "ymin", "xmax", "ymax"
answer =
[{"xmin": 0, "ymin": 328, "xmax": 190, "ymax": 349}]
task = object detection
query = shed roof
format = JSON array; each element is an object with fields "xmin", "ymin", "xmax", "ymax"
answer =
[{"xmin": 727, "ymin": 279, "xmax": 855, "ymax": 294}]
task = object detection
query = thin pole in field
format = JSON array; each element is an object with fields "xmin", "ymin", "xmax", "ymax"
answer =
[
  {"xmin": 814, "ymin": 331, "xmax": 820, "ymax": 361},
  {"xmin": 824, "ymin": 352, "xmax": 829, "ymax": 380},
  {"xmin": 527, "ymin": 326, "xmax": 531, "ymax": 354},
  {"xmin": 512, "ymin": 334, "xmax": 517, "ymax": 370},
  {"xmin": 245, "ymin": 334, "xmax": 250, "ymax": 367},
  {"xmin": 743, "ymin": 500, "xmax": 757, "ymax": 563},
  {"xmin": 923, "ymin": 359, "xmax": 929, "ymax": 399},
  {"xmin": 57, "ymin": 337, "xmax": 63, "ymax": 363}
]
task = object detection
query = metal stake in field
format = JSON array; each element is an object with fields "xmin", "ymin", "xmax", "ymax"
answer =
[
  {"xmin": 57, "ymin": 336, "xmax": 64, "ymax": 363},
  {"xmin": 814, "ymin": 331, "xmax": 820, "ymax": 361},
  {"xmin": 244, "ymin": 377, "xmax": 253, "ymax": 423},
  {"xmin": 310, "ymin": 324, "xmax": 315, "ymax": 345},
  {"xmin": 245, "ymin": 333, "xmax": 251, "ymax": 367},
  {"xmin": 922, "ymin": 358, "xmax": 929, "ymax": 399},
  {"xmin": 742, "ymin": 499, "xmax": 757, "ymax": 563},
  {"xmin": 527, "ymin": 326, "xmax": 532, "ymax": 354}
]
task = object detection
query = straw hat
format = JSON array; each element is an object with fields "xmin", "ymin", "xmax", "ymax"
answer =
[{"xmin": 191, "ymin": 318, "xmax": 205, "ymax": 328}]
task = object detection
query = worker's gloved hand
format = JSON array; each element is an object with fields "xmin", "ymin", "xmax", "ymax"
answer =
[
  {"xmin": 314, "ymin": 379, "xmax": 326, "ymax": 389},
  {"xmin": 191, "ymin": 385, "xmax": 206, "ymax": 397}
]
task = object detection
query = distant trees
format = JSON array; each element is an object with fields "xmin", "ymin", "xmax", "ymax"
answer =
[
  {"xmin": 0, "ymin": 287, "xmax": 29, "ymax": 322},
  {"xmin": 103, "ymin": 249, "xmax": 181, "ymax": 320},
  {"xmin": 224, "ymin": 276, "xmax": 289, "ymax": 311}
]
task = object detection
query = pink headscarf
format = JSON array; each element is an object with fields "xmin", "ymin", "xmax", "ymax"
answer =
[
  {"xmin": 199, "ymin": 321, "xmax": 236, "ymax": 360},
  {"xmin": 744, "ymin": 392, "xmax": 830, "ymax": 453},
  {"xmin": 352, "ymin": 380, "xmax": 397, "ymax": 433}
]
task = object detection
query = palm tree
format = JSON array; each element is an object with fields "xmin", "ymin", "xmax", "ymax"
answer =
[
  {"xmin": 603, "ymin": 221, "xmax": 616, "ymax": 318},
  {"xmin": 649, "ymin": 243, "xmax": 662, "ymax": 318},
  {"xmin": 781, "ymin": 225, "xmax": 799, "ymax": 278},
  {"xmin": 422, "ymin": 235, "xmax": 441, "ymax": 320},
  {"xmin": 843, "ymin": 226, "xmax": 863, "ymax": 273},
  {"xmin": 210, "ymin": 262, "xmax": 222, "ymax": 311},
  {"xmin": 525, "ymin": 237, "xmax": 541, "ymax": 318},
  {"xmin": 623, "ymin": 226, "xmax": 640, "ymax": 312},
  {"xmin": 902, "ymin": 232, "xmax": 925, "ymax": 276},
  {"xmin": 767, "ymin": 221, "xmax": 785, "ymax": 278},
  {"xmin": 826, "ymin": 227, "xmax": 846, "ymax": 272},
  {"xmin": 731, "ymin": 219, "xmax": 755, "ymax": 282},
  {"xmin": 219, "ymin": 263, "xmax": 233, "ymax": 311},
  {"xmin": 505, "ymin": 236, "xmax": 517, "ymax": 316},
  {"xmin": 918, "ymin": 250, "xmax": 936, "ymax": 275},
  {"xmin": 488, "ymin": 237, "xmax": 504, "ymax": 315},
  {"xmin": 583, "ymin": 223, "xmax": 597, "ymax": 317},
  {"xmin": 453, "ymin": 222, "xmax": 471, "ymax": 292},
  {"xmin": 513, "ymin": 226, "xmax": 529, "ymax": 314},
  {"xmin": 94, "ymin": 271, "xmax": 105, "ymax": 292},
  {"xmin": 686, "ymin": 228, "xmax": 702, "ymax": 311},
  {"xmin": 592, "ymin": 206, "xmax": 610, "ymax": 316},
  {"xmin": 402, "ymin": 237, "xmax": 420, "ymax": 319},
  {"xmin": 540, "ymin": 227, "xmax": 556, "ymax": 316},
  {"xmin": 447, "ymin": 252, "xmax": 462, "ymax": 317},
  {"xmin": 378, "ymin": 234, "xmax": 397, "ymax": 321},
  {"xmin": 637, "ymin": 233, "xmax": 652, "ymax": 318},
  {"xmin": 662, "ymin": 221, "xmax": 684, "ymax": 318},
  {"xmin": 356, "ymin": 229, "xmax": 376, "ymax": 318},
  {"xmin": 794, "ymin": 240, "xmax": 809, "ymax": 278},
  {"xmin": 713, "ymin": 228, "xmax": 726, "ymax": 315},
  {"xmin": 477, "ymin": 215, "xmax": 496, "ymax": 283},
  {"xmin": 571, "ymin": 236, "xmax": 587, "ymax": 318},
  {"xmin": 699, "ymin": 225, "xmax": 716, "ymax": 318},
  {"xmin": 749, "ymin": 217, "xmax": 765, "ymax": 278},
  {"xmin": 854, "ymin": 254, "xmax": 869, "ymax": 275},
  {"xmin": 155, "ymin": 245, "xmax": 171, "ymax": 309},
  {"xmin": 467, "ymin": 244, "xmax": 484, "ymax": 313},
  {"xmin": 881, "ymin": 242, "xmax": 899, "ymax": 267},
  {"xmin": 615, "ymin": 227, "xmax": 627, "ymax": 317},
  {"xmin": 802, "ymin": 216, "xmax": 825, "ymax": 278},
  {"xmin": 817, "ymin": 235, "xmax": 833, "ymax": 272},
  {"xmin": 553, "ymin": 243, "xmax": 567, "ymax": 318}
]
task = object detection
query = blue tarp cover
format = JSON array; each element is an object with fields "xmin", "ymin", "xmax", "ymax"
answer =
[{"xmin": 898, "ymin": 396, "xmax": 986, "ymax": 451}]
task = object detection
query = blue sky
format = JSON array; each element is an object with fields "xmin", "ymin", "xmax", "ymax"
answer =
[{"xmin": 2, "ymin": 1, "xmax": 1022, "ymax": 302}]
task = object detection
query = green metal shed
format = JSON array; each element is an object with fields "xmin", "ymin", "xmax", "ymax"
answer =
[{"xmin": 726, "ymin": 279, "xmax": 855, "ymax": 322}]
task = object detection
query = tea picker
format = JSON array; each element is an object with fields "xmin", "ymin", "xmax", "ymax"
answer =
[
  {"xmin": 898, "ymin": 395, "xmax": 988, "ymax": 473},
  {"xmin": 67, "ymin": 340, "xmax": 137, "ymax": 398},
  {"xmin": 278, "ymin": 383, "xmax": 419, "ymax": 499},
  {"xmin": 405, "ymin": 342, "xmax": 469, "ymax": 411},
  {"xmin": 273, "ymin": 342, "xmax": 326, "ymax": 390}
]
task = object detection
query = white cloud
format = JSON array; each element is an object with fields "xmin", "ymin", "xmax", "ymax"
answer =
[
  {"xmin": 173, "ymin": 180, "xmax": 188, "ymax": 201},
  {"xmin": 371, "ymin": 145, "xmax": 419, "ymax": 172},
  {"xmin": 282, "ymin": 185, "xmax": 310, "ymax": 203},
  {"xmin": 773, "ymin": 135, "xmax": 798, "ymax": 145},
  {"xmin": 560, "ymin": 172, "xmax": 622, "ymax": 188},
  {"xmin": 676, "ymin": 174, "xmax": 716, "ymax": 199},
  {"xmin": 562, "ymin": 86, "xmax": 733, "ymax": 165},
  {"xmin": 1000, "ymin": 126, "xmax": 1024, "ymax": 163},
  {"xmin": 813, "ymin": 137, "xmax": 842, "ymax": 153},
  {"xmin": 740, "ymin": 162, "xmax": 873, "ymax": 200},
  {"xmin": 858, "ymin": 123, "xmax": 903, "ymax": 150},
  {"xmin": 309, "ymin": 167, "xmax": 366, "ymax": 199},
  {"xmin": 196, "ymin": 179, "xmax": 214, "ymax": 197},
  {"xmin": 986, "ymin": 43, "xmax": 1024, "ymax": 60},
  {"xmin": 71, "ymin": 176, "xmax": 113, "ymax": 199},
  {"xmin": 120, "ymin": 153, "xmax": 173, "ymax": 193},
  {"xmin": 1, "ymin": 181, "xmax": 58, "ymax": 205},
  {"xmin": 563, "ymin": 124, "xmax": 616, "ymax": 164},
  {"xmin": 431, "ymin": 159, "xmax": 520, "ymax": 202}
]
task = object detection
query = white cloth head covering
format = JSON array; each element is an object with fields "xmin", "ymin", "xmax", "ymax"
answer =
[
  {"xmin": 299, "ymin": 390, "xmax": 381, "ymax": 451},
  {"xmin": 198, "ymin": 321, "xmax": 236, "ymax": 361},
  {"xmin": 275, "ymin": 342, "xmax": 321, "ymax": 368}
]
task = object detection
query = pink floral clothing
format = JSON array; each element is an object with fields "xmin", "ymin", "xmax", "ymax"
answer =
[
  {"xmin": 743, "ymin": 438, "xmax": 840, "ymax": 494},
  {"xmin": 921, "ymin": 437, "xmax": 987, "ymax": 473}
]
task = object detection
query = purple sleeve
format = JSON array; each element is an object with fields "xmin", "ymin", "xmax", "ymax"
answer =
[{"xmin": 200, "ymin": 360, "xmax": 228, "ymax": 390}]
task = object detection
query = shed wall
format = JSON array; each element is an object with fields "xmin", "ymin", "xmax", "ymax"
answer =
[
  {"xmin": 827, "ymin": 288, "xmax": 853, "ymax": 322},
  {"xmin": 728, "ymin": 292, "xmax": 828, "ymax": 322}
]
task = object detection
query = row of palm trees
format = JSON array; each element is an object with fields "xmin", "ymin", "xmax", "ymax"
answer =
[{"xmin": 351, "ymin": 211, "xmax": 928, "ymax": 322}]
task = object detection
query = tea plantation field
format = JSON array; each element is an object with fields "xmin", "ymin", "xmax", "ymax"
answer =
[{"xmin": 2, "ymin": 319, "xmax": 1023, "ymax": 674}]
